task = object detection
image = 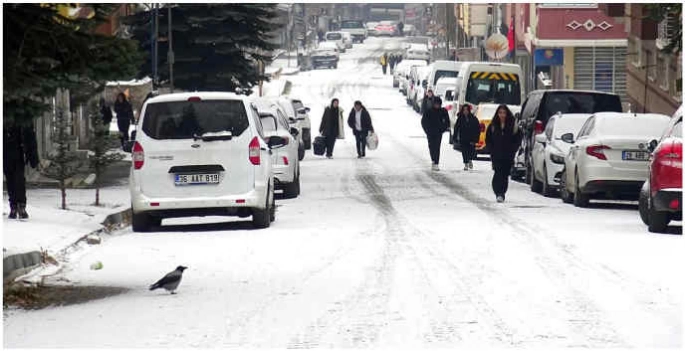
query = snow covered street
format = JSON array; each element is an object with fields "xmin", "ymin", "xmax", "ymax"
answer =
[{"xmin": 3, "ymin": 37, "xmax": 682, "ymax": 348}]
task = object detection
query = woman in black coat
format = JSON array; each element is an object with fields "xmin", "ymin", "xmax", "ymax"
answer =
[
  {"xmin": 453, "ymin": 104, "xmax": 480, "ymax": 170},
  {"xmin": 99, "ymin": 98, "xmax": 113, "ymax": 135},
  {"xmin": 347, "ymin": 101, "xmax": 374, "ymax": 158},
  {"xmin": 421, "ymin": 96, "xmax": 450, "ymax": 171},
  {"xmin": 485, "ymin": 104, "xmax": 522, "ymax": 203},
  {"xmin": 319, "ymin": 98, "xmax": 341, "ymax": 158},
  {"xmin": 3, "ymin": 121, "xmax": 39, "ymax": 219},
  {"xmin": 114, "ymin": 93, "xmax": 134, "ymax": 147}
]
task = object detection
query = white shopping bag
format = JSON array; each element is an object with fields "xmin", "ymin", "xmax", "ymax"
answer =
[{"xmin": 366, "ymin": 132, "xmax": 379, "ymax": 150}]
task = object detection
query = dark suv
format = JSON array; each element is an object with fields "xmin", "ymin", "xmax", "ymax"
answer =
[{"xmin": 515, "ymin": 90, "xmax": 623, "ymax": 181}]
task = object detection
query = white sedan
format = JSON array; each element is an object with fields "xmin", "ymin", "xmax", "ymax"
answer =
[
  {"xmin": 255, "ymin": 100, "xmax": 302, "ymax": 199},
  {"xmin": 531, "ymin": 113, "xmax": 592, "ymax": 197},
  {"xmin": 561, "ymin": 112, "xmax": 671, "ymax": 207}
]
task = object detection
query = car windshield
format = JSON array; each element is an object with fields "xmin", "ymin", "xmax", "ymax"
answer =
[
  {"xmin": 142, "ymin": 100, "xmax": 249, "ymax": 140},
  {"xmin": 433, "ymin": 70, "xmax": 458, "ymax": 85},
  {"xmin": 326, "ymin": 33, "xmax": 342, "ymax": 40},
  {"xmin": 541, "ymin": 93, "xmax": 623, "ymax": 119},
  {"xmin": 341, "ymin": 21, "xmax": 363, "ymax": 29},
  {"xmin": 465, "ymin": 75, "xmax": 521, "ymax": 106}
]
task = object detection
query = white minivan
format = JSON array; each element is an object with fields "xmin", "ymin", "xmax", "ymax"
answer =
[
  {"xmin": 325, "ymin": 31, "xmax": 346, "ymax": 53},
  {"xmin": 129, "ymin": 92, "xmax": 285, "ymax": 231},
  {"xmin": 426, "ymin": 60, "xmax": 462, "ymax": 92}
]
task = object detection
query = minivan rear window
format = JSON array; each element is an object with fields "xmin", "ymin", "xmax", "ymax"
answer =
[
  {"xmin": 341, "ymin": 21, "xmax": 363, "ymax": 29},
  {"xmin": 142, "ymin": 100, "xmax": 249, "ymax": 140},
  {"xmin": 434, "ymin": 70, "xmax": 458, "ymax": 85},
  {"xmin": 541, "ymin": 93, "xmax": 622, "ymax": 119},
  {"xmin": 327, "ymin": 33, "xmax": 342, "ymax": 40}
]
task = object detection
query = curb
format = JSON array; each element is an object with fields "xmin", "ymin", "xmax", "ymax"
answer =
[{"xmin": 2, "ymin": 207, "xmax": 132, "ymax": 285}]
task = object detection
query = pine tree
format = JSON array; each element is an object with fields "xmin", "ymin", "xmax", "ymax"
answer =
[
  {"xmin": 3, "ymin": 4, "xmax": 144, "ymax": 127},
  {"xmin": 41, "ymin": 108, "xmax": 83, "ymax": 210},
  {"xmin": 125, "ymin": 4, "xmax": 283, "ymax": 93},
  {"xmin": 88, "ymin": 101, "xmax": 125, "ymax": 207}
]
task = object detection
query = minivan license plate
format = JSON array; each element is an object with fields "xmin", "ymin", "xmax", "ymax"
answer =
[
  {"xmin": 175, "ymin": 173, "xmax": 220, "ymax": 185},
  {"xmin": 623, "ymin": 151, "xmax": 650, "ymax": 161}
]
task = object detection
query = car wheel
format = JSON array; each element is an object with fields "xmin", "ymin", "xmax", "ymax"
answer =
[
  {"xmin": 283, "ymin": 171, "xmax": 300, "ymax": 199},
  {"xmin": 298, "ymin": 143, "xmax": 305, "ymax": 161},
  {"xmin": 529, "ymin": 163, "xmax": 543, "ymax": 193},
  {"xmin": 560, "ymin": 169, "xmax": 573, "ymax": 204},
  {"xmin": 252, "ymin": 187, "xmax": 272, "ymax": 229},
  {"xmin": 638, "ymin": 182, "xmax": 650, "ymax": 225},
  {"xmin": 541, "ymin": 164, "xmax": 554, "ymax": 197},
  {"xmin": 132, "ymin": 211, "xmax": 158, "ymax": 232},
  {"xmin": 303, "ymin": 128, "xmax": 311, "ymax": 150},
  {"xmin": 269, "ymin": 188, "xmax": 276, "ymax": 222},
  {"xmin": 524, "ymin": 156, "xmax": 532, "ymax": 184},
  {"xmin": 573, "ymin": 170, "xmax": 590, "ymax": 208}
]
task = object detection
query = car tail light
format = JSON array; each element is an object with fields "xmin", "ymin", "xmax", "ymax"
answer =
[
  {"xmin": 282, "ymin": 156, "xmax": 289, "ymax": 165},
  {"xmin": 445, "ymin": 105, "xmax": 452, "ymax": 111},
  {"xmin": 586, "ymin": 145, "xmax": 611, "ymax": 160},
  {"xmin": 188, "ymin": 97, "xmax": 201, "ymax": 102},
  {"xmin": 655, "ymin": 142, "xmax": 682, "ymax": 168},
  {"xmin": 670, "ymin": 199, "xmax": 680, "ymax": 209},
  {"xmin": 479, "ymin": 123, "xmax": 485, "ymax": 133},
  {"xmin": 249, "ymin": 137, "xmax": 261, "ymax": 165},
  {"xmin": 534, "ymin": 120, "xmax": 544, "ymax": 135},
  {"xmin": 133, "ymin": 142, "xmax": 145, "ymax": 170}
]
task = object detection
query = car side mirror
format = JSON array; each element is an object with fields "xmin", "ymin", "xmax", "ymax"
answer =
[
  {"xmin": 422, "ymin": 80, "xmax": 427, "ymax": 88},
  {"xmin": 514, "ymin": 112, "xmax": 521, "ymax": 120},
  {"xmin": 268, "ymin": 136, "xmax": 287, "ymax": 149},
  {"xmin": 648, "ymin": 139, "xmax": 658, "ymax": 153},
  {"xmin": 290, "ymin": 127, "xmax": 299, "ymax": 137},
  {"xmin": 561, "ymin": 133, "xmax": 574, "ymax": 144},
  {"xmin": 289, "ymin": 117, "xmax": 297, "ymax": 124},
  {"xmin": 535, "ymin": 134, "xmax": 547, "ymax": 145}
]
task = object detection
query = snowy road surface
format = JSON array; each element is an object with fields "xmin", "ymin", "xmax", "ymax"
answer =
[{"xmin": 4, "ymin": 37, "xmax": 682, "ymax": 348}]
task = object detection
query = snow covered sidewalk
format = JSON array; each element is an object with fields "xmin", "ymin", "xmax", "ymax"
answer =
[{"xmin": 2, "ymin": 185, "xmax": 131, "ymax": 282}]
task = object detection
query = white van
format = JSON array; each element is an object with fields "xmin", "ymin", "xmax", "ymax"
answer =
[
  {"xmin": 325, "ymin": 31, "xmax": 346, "ymax": 53},
  {"xmin": 427, "ymin": 61, "xmax": 463, "ymax": 92}
]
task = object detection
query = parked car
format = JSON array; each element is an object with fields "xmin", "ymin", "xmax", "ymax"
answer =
[
  {"xmin": 426, "ymin": 60, "xmax": 462, "ymax": 92},
  {"xmin": 403, "ymin": 24, "xmax": 416, "ymax": 36},
  {"xmin": 340, "ymin": 20, "xmax": 367, "ymax": 43},
  {"xmin": 366, "ymin": 21, "xmax": 380, "ymax": 36},
  {"xmin": 311, "ymin": 43, "xmax": 339, "ymax": 69},
  {"xmin": 324, "ymin": 31, "xmax": 346, "ymax": 53},
  {"xmin": 375, "ymin": 21, "xmax": 398, "ymax": 36},
  {"xmin": 270, "ymin": 97, "xmax": 310, "ymax": 160},
  {"xmin": 561, "ymin": 112, "xmax": 671, "ymax": 207},
  {"xmin": 531, "ymin": 113, "xmax": 593, "ymax": 197},
  {"xmin": 639, "ymin": 106, "xmax": 682, "ymax": 233},
  {"xmin": 394, "ymin": 59, "xmax": 427, "ymax": 90},
  {"xmin": 290, "ymin": 98, "xmax": 312, "ymax": 150},
  {"xmin": 341, "ymin": 32, "xmax": 353, "ymax": 49},
  {"xmin": 516, "ymin": 89, "xmax": 623, "ymax": 182},
  {"xmin": 410, "ymin": 66, "xmax": 432, "ymax": 113},
  {"xmin": 405, "ymin": 44, "xmax": 431, "ymax": 62},
  {"xmin": 129, "ymin": 92, "xmax": 284, "ymax": 231},
  {"xmin": 254, "ymin": 99, "xmax": 302, "ymax": 199}
]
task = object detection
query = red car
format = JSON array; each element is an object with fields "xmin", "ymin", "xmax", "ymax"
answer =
[
  {"xmin": 375, "ymin": 21, "xmax": 397, "ymax": 37},
  {"xmin": 639, "ymin": 105, "xmax": 683, "ymax": 233}
]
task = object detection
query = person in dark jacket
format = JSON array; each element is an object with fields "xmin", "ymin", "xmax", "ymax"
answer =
[
  {"xmin": 485, "ymin": 104, "xmax": 522, "ymax": 203},
  {"xmin": 421, "ymin": 89, "xmax": 436, "ymax": 116},
  {"xmin": 398, "ymin": 22, "xmax": 405, "ymax": 36},
  {"xmin": 3, "ymin": 121, "xmax": 39, "ymax": 219},
  {"xmin": 114, "ymin": 93, "xmax": 135, "ymax": 148},
  {"xmin": 319, "ymin": 98, "xmax": 341, "ymax": 158},
  {"xmin": 99, "ymin": 98, "xmax": 113, "ymax": 136},
  {"xmin": 347, "ymin": 101, "xmax": 375, "ymax": 158},
  {"xmin": 421, "ymin": 96, "xmax": 450, "ymax": 171},
  {"xmin": 389, "ymin": 54, "xmax": 397, "ymax": 74},
  {"xmin": 453, "ymin": 104, "xmax": 480, "ymax": 170}
]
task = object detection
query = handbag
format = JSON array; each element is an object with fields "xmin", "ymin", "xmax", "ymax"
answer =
[{"xmin": 366, "ymin": 132, "xmax": 378, "ymax": 150}]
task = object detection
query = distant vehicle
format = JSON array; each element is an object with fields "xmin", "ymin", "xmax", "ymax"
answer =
[
  {"xmin": 311, "ymin": 44, "xmax": 339, "ymax": 70},
  {"xmin": 270, "ymin": 97, "xmax": 311, "ymax": 159},
  {"xmin": 394, "ymin": 59, "xmax": 428, "ymax": 92},
  {"xmin": 366, "ymin": 21, "xmax": 380, "ymax": 36},
  {"xmin": 427, "ymin": 60, "xmax": 462, "ymax": 92},
  {"xmin": 639, "ymin": 106, "xmax": 682, "ymax": 233},
  {"xmin": 516, "ymin": 89, "xmax": 623, "ymax": 182},
  {"xmin": 254, "ymin": 99, "xmax": 302, "ymax": 199},
  {"xmin": 129, "ymin": 92, "xmax": 284, "ymax": 231},
  {"xmin": 405, "ymin": 36, "xmax": 431, "ymax": 48},
  {"xmin": 405, "ymin": 44, "xmax": 430, "ymax": 62},
  {"xmin": 375, "ymin": 21, "xmax": 397, "ymax": 36},
  {"xmin": 562, "ymin": 112, "xmax": 671, "ymax": 207},
  {"xmin": 403, "ymin": 24, "xmax": 416, "ymax": 36},
  {"xmin": 412, "ymin": 66, "xmax": 433, "ymax": 113},
  {"xmin": 324, "ymin": 31, "xmax": 346, "ymax": 53},
  {"xmin": 531, "ymin": 113, "xmax": 593, "ymax": 197},
  {"xmin": 434, "ymin": 77, "xmax": 460, "ymax": 101},
  {"xmin": 407, "ymin": 65, "xmax": 430, "ymax": 109},
  {"xmin": 340, "ymin": 20, "xmax": 367, "ymax": 43},
  {"xmin": 341, "ymin": 32, "xmax": 353, "ymax": 49}
]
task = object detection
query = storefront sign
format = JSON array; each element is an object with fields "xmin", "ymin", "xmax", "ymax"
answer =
[{"xmin": 534, "ymin": 48, "xmax": 563, "ymax": 66}]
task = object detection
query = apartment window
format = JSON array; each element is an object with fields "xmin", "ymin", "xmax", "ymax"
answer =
[
  {"xmin": 656, "ymin": 13, "xmax": 677, "ymax": 50},
  {"xmin": 646, "ymin": 49, "xmax": 656, "ymax": 81},
  {"xmin": 658, "ymin": 56, "xmax": 668, "ymax": 90}
]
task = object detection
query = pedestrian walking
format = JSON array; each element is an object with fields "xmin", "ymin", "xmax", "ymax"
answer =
[
  {"xmin": 453, "ymin": 104, "xmax": 480, "ymax": 170},
  {"xmin": 347, "ymin": 101, "xmax": 374, "ymax": 158},
  {"xmin": 319, "ymin": 98, "xmax": 343, "ymax": 158},
  {"xmin": 380, "ymin": 53, "xmax": 388, "ymax": 75},
  {"xmin": 398, "ymin": 22, "xmax": 405, "ymax": 36},
  {"xmin": 99, "ymin": 97, "xmax": 113, "ymax": 135},
  {"xmin": 421, "ymin": 89, "xmax": 436, "ymax": 116},
  {"xmin": 485, "ymin": 104, "xmax": 522, "ymax": 203},
  {"xmin": 421, "ymin": 96, "xmax": 450, "ymax": 171},
  {"xmin": 3, "ymin": 121, "xmax": 39, "ymax": 220},
  {"xmin": 389, "ymin": 54, "xmax": 397, "ymax": 74},
  {"xmin": 114, "ymin": 92, "xmax": 134, "ymax": 148}
]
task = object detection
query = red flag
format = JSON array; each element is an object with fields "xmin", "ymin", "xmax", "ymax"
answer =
[{"xmin": 507, "ymin": 16, "xmax": 515, "ymax": 53}]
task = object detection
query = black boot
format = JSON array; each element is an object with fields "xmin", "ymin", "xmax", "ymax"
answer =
[
  {"xmin": 8, "ymin": 204, "xmax": 17, "ymax": 219},
  {"xmin": 17, "ymin": 203, "xmax": 28, "ymax": 220}
]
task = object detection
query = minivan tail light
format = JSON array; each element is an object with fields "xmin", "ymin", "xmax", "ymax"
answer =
[
  {"xmin": 282, "ymin": 156, "xmax": 289, "ymax": 165},
  {"xmin": 249, "ymin": 137, "xmax": 261, "ymax": 165},
  {"xmin": 133, "ymin": 142, "xmax": 145, "ymax": 169},
  {"xmin": 586, "ymin": 145, "xmax": 611, "ymax": 160},
  {"xmin": 534, "ymin": 120, "xmax": 544, "ymax": 135},
  {"xmin": 188, "ymin": 97, "xmax": 202, "ymax": 102}
]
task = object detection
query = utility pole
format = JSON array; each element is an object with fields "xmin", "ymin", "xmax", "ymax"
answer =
[
  {"xmin": 445, "ymin": 3, "xmax": 450, "ymax": 59},
  {"xmin": 154, "ymin": 3, "xmax": 159, "ymax": 88},
  {"xmin": 168, "ymin": 6, "xmax": 174, "ymax": 93}
]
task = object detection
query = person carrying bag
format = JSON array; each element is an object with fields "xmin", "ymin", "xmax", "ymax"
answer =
[{"xmin": 347, "ymin": 101, "xmax": 375, "ymax": 158}]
